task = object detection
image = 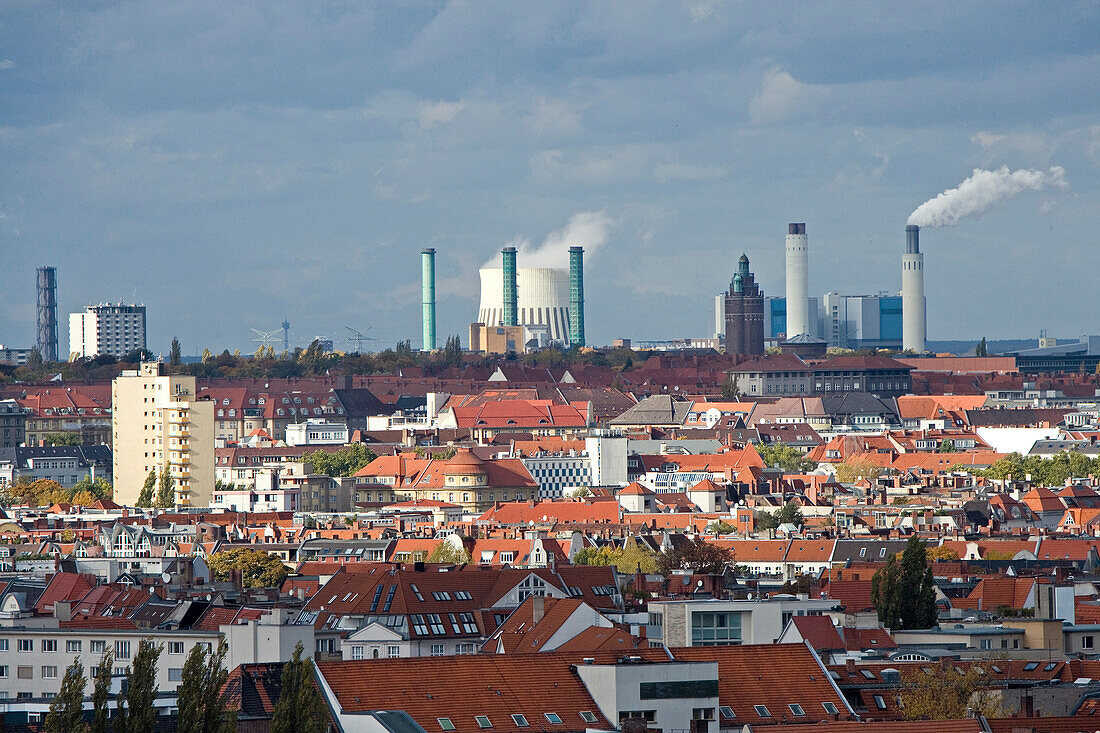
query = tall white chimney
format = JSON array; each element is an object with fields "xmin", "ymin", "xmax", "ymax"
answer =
[
  {"xmin": 714, "ymin": 294, "xmax": 726, "ymax": 340},
  {"xmin": 784, "ymin": 223, "xmax": 809, "ymax": 338},
  {"xmin": 902, "ymin": 225, "xmax": 926, "ymax": 353}
]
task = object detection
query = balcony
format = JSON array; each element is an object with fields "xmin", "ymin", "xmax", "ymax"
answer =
[{"xmin": 169, "ymin": 413, "xmax": 190, "ymax": 425}]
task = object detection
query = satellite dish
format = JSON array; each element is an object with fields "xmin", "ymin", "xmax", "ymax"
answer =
[
  {"xmin": 696, "ymin": 580, "xmax": 703, "ymax": 588},
  {"xmin": 161, "ymin": 572, "xmax": 171, "ymax": 583}
]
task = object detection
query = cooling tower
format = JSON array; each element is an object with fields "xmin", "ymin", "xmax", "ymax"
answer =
[
  {"xmin": 421, "ymin": 248, "xmax": 436, "ymax": 351},
  {"xmin": 478, "ymin": 267, "xmax": 572, "ymax": 343},
  {"xmin": 785, "ymin": 223, "xmax": 809, "ymax": 338},
  {"xmin": 902, "ymin": 225, "xmax": 926, "ymax": 353}
]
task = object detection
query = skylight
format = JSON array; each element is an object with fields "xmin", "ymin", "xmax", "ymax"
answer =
[
  {"xmin": 580, "ymin": 712, "xmax": 598, "ymax": 723},
  {"xmin": 753, "ymin": 706, "xmax": 771, "ymax": 718},
  {"xmin": 544, "ymin": 713, "xmax": 562, "ymax": 724},
  {"xmin": 511, "ymin": 715, "xmax": 529, "ymax": 727},
  {"xmin": 475, "ymin": 716, "xmax": 492, "ymax": 729},
  {"xmin": 822, "ymin": 703, "xmax": 838, "ymax": 715},
  {"xmin": 789, "ymin": 704, "xmax": 805, "ymax": 716},
  {"xmin": 438, "ymin": 719, "xmax": 455, "ymax": 731},
  {"xmin": 718, "ymin": 706, "xmax": 735, "ymax": 720}
]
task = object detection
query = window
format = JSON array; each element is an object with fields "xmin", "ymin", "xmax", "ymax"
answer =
[
  {"xmin": 475, "ymin": 716, "xmax": 493, "ymax": 728},
  {"xmin": 42, "ymin": 639, "xmax": 57, "ymax": 653},
  {"xmin": 544, "ymin": 713, "xmax": 562, "ymax": 724},
  {"xmin": 0, "ymin": 640, "xmax": 7, "ymax": 651},
  {"xmin": 512, "ymin": 715, "xmax": 529, "ymax": 727},
  {"xmin": 16, "ymin": 667, "xmax": 31, "ymax": 679},
  {"xmin": 66, "ymin": 640, "xmax": 81, "ymax": 653},
  {"xmin": 789, "ymin": 704, "xmax": 805, "ymax": 716},
  {"xmin": 168, "ymin": 642, "xmax": 184, "ymax": 655},
  {"xmin": 754, "ymin": 705, "xmax": 771, "ymax": 717},
  {"xmin": 873, "ymin": 695, "xmax": 887, "ymax": 710},
  {"xmin": 691, "ymin": 612, "xmax": 742, "ymax": 645},
  {"xmin": 0, "ymin": 666, "xmax": 7, "ymax": 678},
  {"xmin": 1084, "ymin": 636, "xmax": 1095, "ymax": 650},
  {"xmin": 90, "ymin": 640, "xmax": 106, "ymax": 653},
  {"xmin": 351, "ymin": 645, "xmax": 365, "ymax": 660},
  {"xmin": 168, "ymin": 668, "xmax": 183, "ymax": 682},
  {"xmin": 1023, "ymin": 662, "xmax": 1039, "ymax": 671},
  {"xmin": 823, "ymin": 702, "xmax": 839, "ymax": 715},
  {"xmin": 115, "ymin": 641, "xmax": 131, "ymax": 659},
  {"xmin": 42, "ymin": 666, "xmax": 58, "ymax": 679},
  {"xmin": 387, "ymin": 645, "xmax": 400, "ymax": 658},
  {"xmin": 430, "ymin": 644, "xmax": 445, "ymax": 657},
  {"xmin": 17, "ymin": 639, "xmax": 32, "ymax": 653},
  {"xmin": 719, "ymin": 706, "xmax": 735, "ymax": 720},
  {"xmin": 580, "ymin": 712, "xmax": 598, "ymax": 723},
  {"xmin": 438, "ymin": 720, "xmax": 456, "ymax": 731}
]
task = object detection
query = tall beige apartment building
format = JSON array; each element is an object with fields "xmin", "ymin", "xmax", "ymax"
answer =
[{"xmin": 112, "ymin": 362, "xmax": 215, "ymax": 507}]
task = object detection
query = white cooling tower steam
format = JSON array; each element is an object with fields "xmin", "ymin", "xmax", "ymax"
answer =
[
  {"xmin": 908, "ymin": 166, "xmax": 1068, "ymax": 228},
  {"xmin": 784, "ymin": 223, "xmax": 809, "ymax": 338},
  {"xmin": 482, "ymin": 211, "xmax": 612, "ymax": 269}
]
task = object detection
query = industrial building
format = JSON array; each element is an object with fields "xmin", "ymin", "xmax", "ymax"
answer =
[
  {"xmin": 902, "ymin": 224, "xmax": 927, "ymax": 352},
  {"xmin": 722, "ymin": 254, "xmax": 765, "ymax": 356},
  {"xmin": 764, "ymin": 292, "xmax": 903, "ymax": 350},
  {"xmin": 36, "ymin": 266, "xmax": 58, "ymax": 363},
  {"xmin": 69, "ymin": 303, "xmax": 147, "ymax": 359},
  {"xmin": 471, "ymin": 246, "xmax": 586, "ymax": 352}
]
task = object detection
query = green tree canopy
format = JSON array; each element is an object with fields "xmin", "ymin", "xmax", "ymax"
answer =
[
  {"xmin": 155, "ymin": 468, "xmax": 174, "ymax": 508},
  {"xmin": 870, "ymin": 537, "xmax": 937, "ymax": 630},
  {"xmin": 208, "ymin": 548, "xmax": 289, "ymax": 588},
  {"xmin": 137, "ymin": 469, "xmax": 157, "ymax": 508},
  {"xmin": 756, "ymin": 443, "xmax": 816, "ymax": 473},
  {"xmin": 45, "ymin": 657, "xmax": 86, "ymax": 733},
  {"xmin": 657, "ymin": 537, "xmax": 733, "ymax": 575},
  {"xmin": 90, "ymin": 651, "xmax": 113, "ymax": 733},
  {"xmin": 42, "ymin": 432, "xmax": 81, "ymax": 446},
  {"xmin": 115, "ymin": 638, "xmax": 162, "ymax": 733},
  {"xmin": 270, "ymin": 642, "xmax": 327, "ymax": 733},
  {"xmin": 177, "ymin": 639, "xmax": 235, "ymax": 733},
  {"xmin": 303, "ymin": 444, "xmax": 377, "ymax": 477},
  {"xmin": 427, "ymin": 540, "xmax": 471, "ymax": 564}
]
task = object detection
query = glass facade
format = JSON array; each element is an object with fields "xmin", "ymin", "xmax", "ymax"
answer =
[{"xmin": 691, "ymin": 611, "xmax": 742, "ymax": 645}]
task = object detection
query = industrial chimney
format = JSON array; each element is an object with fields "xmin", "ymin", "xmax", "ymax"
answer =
[
  {"xmin": 36, "ymin": 266, "xmax": 58, "ymax": 362},
  {"xmin": 902, "ymin": 225, "xmax": 926, "ymax": 353},
  {"xmin": 501, "ymin": 247, "xmax": 518, "ymax": 327},
  {"xmin": 421, "ymin": 248, "xmax": 436, "ymax": 351},
  {"xmin": 568, "ymin": 246, "xmax": 585, "ymax": 347},
  {"xmin": 785, "ymin": 223, "xmax": 809, "ymax": 339}
]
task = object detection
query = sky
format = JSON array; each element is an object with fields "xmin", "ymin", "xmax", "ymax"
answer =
[{"xmin": 2, "ymin": 1, "xmax": 1100, "ymax": 356}]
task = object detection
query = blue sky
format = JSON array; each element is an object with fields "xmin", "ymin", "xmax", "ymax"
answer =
[{"xmin": 2, "ymin": 1, "xmax": 1099, "ymax": 355}]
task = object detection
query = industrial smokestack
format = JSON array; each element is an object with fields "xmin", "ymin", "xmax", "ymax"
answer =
[
  {"xmin": 36, "ymin": 266, "xmax": 58, "ymax": 362},
  {"xmin": 421, "ymin": 248, "xmax": 436, "ymax": 351},
  {"xmin": 501, "ymin": 247, "xmax": 518, "ymax": 326},
  {"xmin": 902, "ymin": 225, "xmax": 926, "ymax": 353},
  {"xmin": 784, "ymin": 223, "xmax": 808, "ymax": 339},
  {"xmin": 714, "ymin": 294, "xmax": 725, "ymax": 339},
  {"xmin": 568, "ymin": 246, "xmax": 585, "ymax": 347}
]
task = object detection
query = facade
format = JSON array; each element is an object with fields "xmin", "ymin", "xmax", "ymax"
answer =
[
  {"xmin": 19, "ymin": 388, "xmax": 111, "ymax": 447},
  {"xmin": 0, "ymin": 347, "xmax": 33, "ymax": 367},
  {"xmin": 284, "ymin": 419, "xmax": 348, "ymax": 446},
  {"xmin": 468, "ymin": 323, "xmax": 552, "ymax": 355},
  {"xmin": 728, "ymin": 355, "xmax": 913, "ymax": 398},
  {"xmin": 6, "ymin": 446, "xmax": 112, "ymax": 488},
  {"xmin": 0, "ymin": 401, "xmax": 27, "ymax": 449},
  {"xmin": 111, "ymin": 362, "xmax": 215, "ymax": 507},
  {"xmin": 521, "ymin": 454, "xmax": 592, "ymax": 499},
  {"xmin": 723, "ymin": 254, "xmax": 764, "ymax": 356},
  {"xmin": 647, "ymin": 597, "xmax": 837, "ymax": 647},
  {"xmin": 68, "ymin": 303, "xmax": 147, "ymax": 359}
]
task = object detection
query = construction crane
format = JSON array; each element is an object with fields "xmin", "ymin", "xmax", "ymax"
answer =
[{"xmin": 344, "ymin": 326, "xmax": 378, "ymax": 354}]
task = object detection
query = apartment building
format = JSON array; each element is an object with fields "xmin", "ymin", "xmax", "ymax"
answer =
[
  {"xmin": 0, "ymin": 400, "xmax": 27, "ymax": 449},
  {"xmin": 111, "ymin": 362, "xmax": 215, "ymax": 507},
  {"xmin": 68, "ymin": 303, "xmax": 147, "ymax": 359}
]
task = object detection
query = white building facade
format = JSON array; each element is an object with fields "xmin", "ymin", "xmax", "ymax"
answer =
[{"xmin": 69, "ymin": 304, "xmax": 147, "ymax": 359}]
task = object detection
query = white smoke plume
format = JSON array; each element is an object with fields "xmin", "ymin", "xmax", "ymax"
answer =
[
  {"xmin": 484, "ymin": 211, "xmax": 613, "ymax": 269},
  {"xmin": 907, "ymin": 165, "xmax": 1068, "ymax": 228}
]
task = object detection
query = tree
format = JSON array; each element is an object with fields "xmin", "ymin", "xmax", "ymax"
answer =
[
  {"xmin": 774, "ymin": 501, "xmax": 804, "ymax": 526},
  {"xmin": 155, "ymin": 467, "xmax": 174, "ymax": 508},
  {"xmin": 270, "ymin": 642, "xmax": 327, "ymax": 733},
  {"xmin": 657, "ymin": 537, "xmax": 733, "ymax": 575},
  {"xmin": 975, "ymin": 337, "xmax": 988, "ymax": 357},
  {"xmin": 115, "ymin": 638, "xmax": 161, "ymax": 733},
  {"xmin": 833, "ymin": 458, "xmax": 880, "ymax": 483},
  {"xmin": 898, "ymin": 663, "xmax": 1002, "ymax": 720},
  {"xmin": 427, "ymin": 540, "xmax": 472, "ymax": 564},
  {"xmin": 27, "ymin": 347, "xmax": 43, "ymax": 368},
  {"xmin": 71, "ymin": 476, "xmax": 112, "ymax": 501},
  {"xmin": 937, "ymin": 438, "xmax": 956, "ymax": 453},
  {"xmin": 90, "ymin": 651, "xmax": 113, "ymax": 733},
  {"xmin": 871, "ymin": 537, "xmax": 938, "ymax": 630},
  {"xmin": 303, "ymin": 444, "xmax": 376, "ymax": 477},
  {"xmin": 756, "ymin": 443, "xmax": 816, "ymax": 473},
  {"xmin": 177, "ymin": 640, "xmax": 235, "ymax": 733},
  {"xmin": 45, "ymin": 657, "xmax": 86, "ymax": 733},
  {"xmin": 137, "ymin": 469, "xmax": 156, "ymax": 507},
  {"xmin": 207, "ymin": 548, "xmax": 289, "ymax": 588},
  {"xmin": 201, "ymin": 348, "xmax": 213, "ymax": 363},
  {"xmin": 721, "ymin": 373, "xmax": 741, "ymax": 400},
  {"xmin": 170, "ymin": 337, "xmax": 183, "ymax": 367},
  {"xmin": 43, "ymin": 432, "xmax": 81, "ymax": 446},
  {"xmin": 926, "ymin": 545, "xmax": 960, "ymax": 561},
  {"xmin": 121, "ymin": 348, "xmax": 153, "ymax": 363}
]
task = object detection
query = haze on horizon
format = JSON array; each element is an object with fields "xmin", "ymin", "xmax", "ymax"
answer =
[{"xmin": 2, "ymin": 1, "xmax": 1099, "ymax": 354}]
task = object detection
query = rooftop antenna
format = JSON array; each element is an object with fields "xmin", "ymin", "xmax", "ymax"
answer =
[
  {"xmin": 344, "ymin": 326, "xmax": 378, "ymax": 354},
  {"xmin": 281, "ymin": 319, "xmax": 290, "ymax": 351}
]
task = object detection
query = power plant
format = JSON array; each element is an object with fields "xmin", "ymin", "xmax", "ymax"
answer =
[
  {"xmin": 473, "ymin": 247, "xmax": 585, "ymax": 350},
  {"xmin": 36, "ymin": 266, "xmax": 58, "ymax": 363},
  {"xmin": 902, "ymin": 224, "xmax": 926, "ymax": 353},
  {"xmin": 421, "ymin": 248, "xmax": 436, "ymax": 351},
  {"xmin": 784, "ymin": 223, "xmax": 809, "ymax": 339}
]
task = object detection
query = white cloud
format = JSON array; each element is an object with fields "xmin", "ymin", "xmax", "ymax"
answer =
[
  {"xmin": 971, "ymin": 131, "xmax": 1006, "ymax": 147},
  {"xmin": 524, "ymin": 97, "xmax": 583, "ymax": 136},
  {"xmin": 0, "ymin": 60, "xmax": 14, "ymax": 70},
  {"xmin": 417, "ymin": 100, "xmax": 465, "ymax": 129},
  {"xmin": 748, "ymin": 67, "xmax": 826, "ymax": 125},
  {"xmin": 685, "ymin": 0, "xmax": 726, "ymax": 22}
]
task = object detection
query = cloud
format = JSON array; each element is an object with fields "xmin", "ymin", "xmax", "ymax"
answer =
[
  {"xmin": 0, "ymin": 60, "xmax": 14, "ymax": 70},
  {"xmin": 417, "ymin": 100, "xmax": 465, "ymax": 129},
  {"xmin": 971, "ymin": 131, "xmax": 1006, "ymax": 147},
  {"xmin": 749, "ymin": 67, "xmax": 826, "ymax": 125},
  {"xmin": 652, "ymin": 162, "xmax": 725, "ymax": 183},
  {"xmin": 524, "ymin": 97, "xmax": 583, "ymax": 136},
  {"xmin": 482, "ymin": 211, "xmax": 614, "ymax": 270}
]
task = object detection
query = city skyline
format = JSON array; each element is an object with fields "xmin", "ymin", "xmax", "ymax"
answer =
[{"xmin": 2, "ymin": 1, "xmax": 1099, "ymax": 352}]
